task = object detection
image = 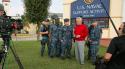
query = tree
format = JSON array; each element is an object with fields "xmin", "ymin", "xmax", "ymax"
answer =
[
  {"xmin": 21, "ymin": 15, "xmax": 30, "ymax": 28},
  {"xmin": 24, "ymin": 0, "xmax": 51, "ymax": 33}
]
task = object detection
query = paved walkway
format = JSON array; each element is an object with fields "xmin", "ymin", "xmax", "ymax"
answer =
[
  {"xmin": 0, "ymin": 34, "xmax": 37, "ymax": 41},
  {"xmin": 101, "ymin": 39, "xmax": 111, "ymax": 47},
  {"xmin": 0, "ymin": 34, "xmax": 111, "ymax": 47}
]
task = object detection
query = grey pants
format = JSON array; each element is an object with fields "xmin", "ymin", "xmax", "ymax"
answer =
[{"xmin": 75, "ymin": 41, "xmax": 85, "ymax": 64}]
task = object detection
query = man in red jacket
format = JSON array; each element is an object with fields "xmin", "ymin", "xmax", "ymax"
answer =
[{"xmin": 74, "ymin": 17, "xmax": 88, "ymax": 65}]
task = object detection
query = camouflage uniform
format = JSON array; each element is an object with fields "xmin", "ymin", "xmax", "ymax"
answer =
[
  {"xmin": 88, "ymin": 25, "xmax": 102, "ymax": 63},
  {"xmin": 61, "ymin": 25, "xmax": 73, "ymax": 58},
  {"xmin": 49, "ymin": 24, "xmax": 62, "ymax": 57}
]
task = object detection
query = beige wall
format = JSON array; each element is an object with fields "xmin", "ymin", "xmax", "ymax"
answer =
[
  {"xmin": 23, "ymin": 24, "xmax": 37, "ymax": 34},
  {"xmin": 63, "ymin": 0, "xmax": 74, "ymax": 19},
  {"xmin": 63, "ymin": 0, "xmax": 124, "ymax": 38},
  {"xmin": 63, "ymin": 4, "xmax": 71, "ymax": 19},
  {"xmin": 104, "ymin": 0, "xmax": 123, "ymax": 38},
  {"xmin": 123, "ymin": 0, "xmax": 125, "ymax": 22}
]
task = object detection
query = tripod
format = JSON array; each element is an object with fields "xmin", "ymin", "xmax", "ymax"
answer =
[{"xmin": 1, "ymin": 34, "xmax": 24, "ymax": 69}]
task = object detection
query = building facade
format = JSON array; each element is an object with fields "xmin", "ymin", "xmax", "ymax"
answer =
[
  {"xmin": 123, "ymin": 0, "xmax": 125, "ymax": 22},
  {"xmin": 2, "ymin": 0, "xmax": 10, "ymax": 16},
  {"xmin": 63, "ymin": 0, "xmax": 124, "ymax": 39}
]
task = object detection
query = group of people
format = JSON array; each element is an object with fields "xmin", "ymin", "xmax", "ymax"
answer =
[
  {"xmin": 39, "ymin": 15, "xmax": 125, "ymax": 68},
  {"xmin": 39, "ymin": 16, "xmax": 102, "ymax": 65}
]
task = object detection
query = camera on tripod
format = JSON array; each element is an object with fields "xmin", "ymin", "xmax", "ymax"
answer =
[
  {"xmin": 0, "ymin": 4, "xmax": 24, "ymax": 69},
  {"xmin": 0, "ymin": 15, "xmax": 23, "ymax": 62}
]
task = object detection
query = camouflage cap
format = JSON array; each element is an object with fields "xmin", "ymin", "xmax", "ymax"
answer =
[
  {"xmin": 51, "ymin": 15, "xmax": 59, "ymax": 19},
  {"xmin": 0, "ymin": 4, "xmax": 4, "ymax": 11},
  {"xmin": 64, "ymin": 18, "xmax": 69, "ymax": 22}
]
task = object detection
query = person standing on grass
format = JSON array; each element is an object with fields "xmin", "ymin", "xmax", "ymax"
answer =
[
  {"xmin": 74, "ymin": 17, "xmax": 88, "ymax": 65},
  {"xmin": 60, "ymin": 18, "xmax": 73, "ymax": 59},
  {"xmin": 49, "ymin": 15, "xmax": 62, "ymax": 58},
  {"xmin": 39, "ymin": 19, "xmax": 50, "ymax": 56},
  {"xmin": 88, "ymin": 21, "xmax": 102, "ymax": 64}
]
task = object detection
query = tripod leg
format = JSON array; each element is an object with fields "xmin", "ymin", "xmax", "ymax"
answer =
[
  {"xmin": 1, "ymin": 36, "xmax": 24, "ymax": 69},
  {"xmin": 2, "ymin": 53, "xmax": 7, "ymax": 69},
  {"xmin": 1, "ymin": 38, "xmax": 9, "ymax": 69},
  {"xmin": 10, "ymin": 46, "xmax": 24, "ymax": 69}
]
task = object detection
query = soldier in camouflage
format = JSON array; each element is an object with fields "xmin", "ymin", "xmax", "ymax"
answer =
[
  {"xmin": 60, "ymin": 18, "xmax": 73, "ymax": 59},
  {"xmin": 49, "ymin": 15, "xmax": 62, "ymax": 57},
  {"xmin": 88, "ymin": 21, "xmax": 102, "ymax": 64}
]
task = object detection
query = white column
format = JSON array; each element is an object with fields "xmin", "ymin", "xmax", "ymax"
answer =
[
  {"xmin": 2, "ymin": 2, "xmax": 10, "ymax": 16},
  {"xmin": 63, "ymin": 0, "xmax": 75, "ymax": 19},
  {"xmin": 123, "ymin": 0, "xmax": 125, "ymax": 22}
]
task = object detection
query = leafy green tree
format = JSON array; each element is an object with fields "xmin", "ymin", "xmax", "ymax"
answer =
[{"xmin": 24, "ymin": 0, "xmax": 51, "ymax": 33}]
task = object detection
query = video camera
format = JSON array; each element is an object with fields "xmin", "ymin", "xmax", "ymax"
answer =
[
  {"xmin": 0, "ymin": 15, "xmax": 23, "ymax": 35},
  {"xmin": 0, "ymin": 4, "xmax": 24, "ymax": 69}
]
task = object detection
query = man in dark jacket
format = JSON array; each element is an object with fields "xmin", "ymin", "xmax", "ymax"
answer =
[
  {"xmin": 39, "ymin": 19, "xmax": 50, "ymax": 56},
  {"xmin": 104, "ymin": 23, "xmax": 125, "ymax": 69}
]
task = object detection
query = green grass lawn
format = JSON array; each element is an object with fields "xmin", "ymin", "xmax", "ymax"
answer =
[{"xmin": 0, "ymin": 41, "xmax": 107, "ymax": 69}]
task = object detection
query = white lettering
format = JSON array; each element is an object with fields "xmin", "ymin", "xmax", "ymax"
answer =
[
  {"xmin": 87, "ymin": 4, "xmax": 102, "ymax": 9},
  {"xmin": 76, "ymin": 5, "xmax": 85, "ymax": 10}
]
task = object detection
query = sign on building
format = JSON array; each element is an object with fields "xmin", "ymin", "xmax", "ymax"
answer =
[{"xmin": 71, "ymin": 0, "xmax": 110, "ymax": 28}]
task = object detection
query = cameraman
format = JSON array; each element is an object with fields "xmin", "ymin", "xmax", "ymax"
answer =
[{"xmin": 0, "ymin": 4, "xmax": 12, "ymax": 52}]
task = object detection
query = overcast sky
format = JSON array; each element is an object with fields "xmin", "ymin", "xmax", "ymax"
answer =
[{"xmin": 0, "ymin": 0, "xmax": 63, "ymax": 16}]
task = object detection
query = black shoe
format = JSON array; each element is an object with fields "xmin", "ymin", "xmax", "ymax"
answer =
[
  {"xmin": 56, "ymin": 55, "xmax": 60, "ymax": 57},
  {"xmin": 50, "ymin": 55, "xmax": 54, "ymax": 58},
  {"xmin": 87, "ymin": 57, "xmax": 90, "ymax": 60},
  {"xmin": 67, "ymin": 56, "xmax": 71, "ymax": 59},
  {"xmin": 41, "ymin": 53, "xmax": 43, "ymax": 56},
  {"xmin": 61, "ymin": 56, "xmax": 65, "ymax": 60},
  {"xmin": 92, "ymin": 62, "xmax": 96, "ymax": 65},
  {"xmin": 66, "ymin": 55, "xmax": 71, "ymax": 59},
  {"xmin": 41, "ymin": 55, "xmax": 43, "ymax": 57}
]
